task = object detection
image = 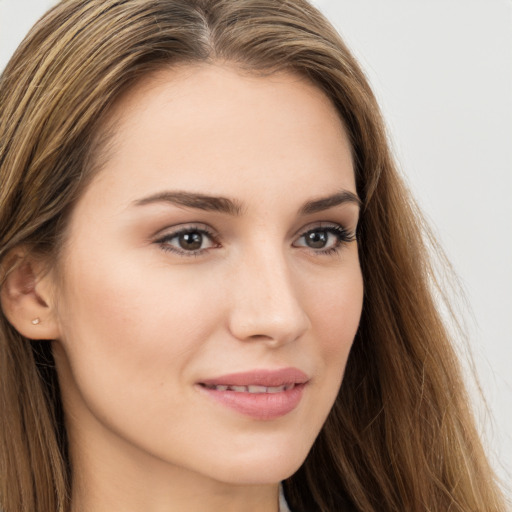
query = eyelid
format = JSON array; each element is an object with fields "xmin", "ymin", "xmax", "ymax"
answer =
[
  {"xmin": 294, "ymin": 221, "xmax": 355, "ymax": 240},
  {"xmin": 151, "ymin": 222, "xmax": 220, "ymax": 242},
  {"xmin": 153, "ymin": 223, "xmax": 221, "ymax": 256},
  {"xmin": 292, "ymin": 222, "xmax": 356, "ymax": 254},
  {"xmin": 152, "ymin": 221, "xmax": 356, "ymax": 258}
]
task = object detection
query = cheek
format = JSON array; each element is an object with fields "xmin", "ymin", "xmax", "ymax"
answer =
[
  {"xmin": 318, "ymin": 271, "xmax": 362, "ymax": 399},
  {"xmin": 53, "ymin": 250, "xmax": 232, "ymax": 453},
  {"xmin": 309, "ymin": 261, "xmax": 363, "ymax": 358},
  {"xmin": 278, "ymin": 258, "xmax": 363, "ymax": 444},
  {"xmin": 54, "ymin": 248, "xmax": 226, "ymax": 392}
]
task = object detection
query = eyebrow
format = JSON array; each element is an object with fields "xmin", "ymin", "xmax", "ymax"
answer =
[
  {"xmin": 298, "ymin": 190, "xmax": 361, "ymax": 215},
  {"xmin": 133, "ymin": 191, "xmax": 245, "ymax": 216},
  {"xmin": 132, "ymin": 189, "xmax": 361, "ymax": 216}
]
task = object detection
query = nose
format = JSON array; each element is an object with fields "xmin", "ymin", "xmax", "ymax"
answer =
[{"xmin": 227, "ymin": 249, "xmax": 311, "ymax": 347}]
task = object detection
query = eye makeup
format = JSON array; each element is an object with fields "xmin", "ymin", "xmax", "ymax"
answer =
[{"xmin": 154, "ymin": 221, "xmax": 356, "ymax": 258}]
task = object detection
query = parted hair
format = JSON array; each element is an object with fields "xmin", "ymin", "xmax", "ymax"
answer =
[{"xmin": 0, "ymin": 1, "xmax": 507, "ymax": 511}]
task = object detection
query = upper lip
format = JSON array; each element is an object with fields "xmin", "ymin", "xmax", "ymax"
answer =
[{"xmin": 199, "ymin": 367, "xmax": 309, "ymax": 387}]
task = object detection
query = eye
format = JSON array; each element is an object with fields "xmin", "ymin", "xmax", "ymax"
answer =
[
  {"xmin": 155, "ymin": 226, "xmax": 219, "ymax": 256},
  {"xmin": 293, "ymin": 224, "xmax": 355, "ymax": 254}
]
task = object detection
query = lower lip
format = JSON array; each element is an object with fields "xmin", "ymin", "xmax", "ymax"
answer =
[{"xmin": 197, "ymin": 384, "xmax": 306, "ymax": 420}]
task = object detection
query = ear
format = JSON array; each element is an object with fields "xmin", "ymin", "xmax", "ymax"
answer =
[{"xmin": 0, "ymin": 249, "xmax": 61, "ymax": 340}]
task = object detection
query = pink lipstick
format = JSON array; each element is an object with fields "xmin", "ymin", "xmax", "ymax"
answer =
[{"xmin": 197, "ymin": 367, "xmax": 308, "ymax": 420}]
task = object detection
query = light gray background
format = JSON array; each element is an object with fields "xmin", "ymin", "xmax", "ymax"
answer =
[{"xmin": 1, "ymin": 0, "xmax": 511, "ymax": 489}]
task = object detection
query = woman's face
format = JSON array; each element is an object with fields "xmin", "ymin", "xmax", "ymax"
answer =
[{"xmin": 50, "ymin": 65, "xmax": 363, "ymax": 487}]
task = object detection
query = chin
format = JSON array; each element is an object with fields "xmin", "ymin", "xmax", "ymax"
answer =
[{"xmin": 199, "ymin": 443, "xmax": 310, "ymax": 485}]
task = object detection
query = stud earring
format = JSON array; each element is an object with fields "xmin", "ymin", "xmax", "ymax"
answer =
[{"xmin": 31, "ymin": 318, "xmax": 41, "ymax": 325}]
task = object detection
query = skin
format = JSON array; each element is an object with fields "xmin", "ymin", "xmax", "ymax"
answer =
[{"xmin": 39, "ymin": 65, "xmax": 363, "ymax": 511}]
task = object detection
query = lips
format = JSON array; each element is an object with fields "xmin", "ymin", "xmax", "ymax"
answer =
[
  {"xmin": 199, "ymin": 367, "xmax": 309, "ymax": 388},
  {"xmin": 197, "ymin": 367, "xmax": 309, "ymax": 420}
]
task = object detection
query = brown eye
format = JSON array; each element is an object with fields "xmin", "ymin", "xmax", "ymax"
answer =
[
  {"xmin": 178, "ymin": 232, "xmax": 203, "ymax": 250},
  {"xmin": 304, "ymin": 231, "xmax": 329, "ymax": 249},
  {"xmin": 157, "ymin": 226, "xmax": 218, "ymax": 256},
  {"xmin": 293, "ymin": 225, "xmax": 355, "ymax": 254}
]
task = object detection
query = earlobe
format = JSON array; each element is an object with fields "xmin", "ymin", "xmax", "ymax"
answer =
[{"xmin": 0, "ymin": 251, "xmax": 60, "ymax": 340}]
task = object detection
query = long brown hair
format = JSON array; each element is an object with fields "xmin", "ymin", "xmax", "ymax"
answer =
[{"xmin": 0, "ymin": 1, "xmax": 507, "ymax": 511}]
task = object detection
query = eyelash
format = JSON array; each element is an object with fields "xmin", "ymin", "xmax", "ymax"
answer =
[
  {"xmin": 155, "ymin": 225, "xmax": 220, "ymax": 258},
  {"xmin": 155, "ymin": 223, "xmax": 356, "ymax": 257},
  {"xmin": 299, "ymin": 225, "xmax": 356, "ymax": 255}
]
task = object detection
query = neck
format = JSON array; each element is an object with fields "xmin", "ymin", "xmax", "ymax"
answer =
[{"xmin": 72, "ymin": 478, "xmax": 280, "ymax": 512}]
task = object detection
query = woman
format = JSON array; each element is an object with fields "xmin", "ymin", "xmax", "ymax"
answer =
[{"xmin": 0, "ymin": 1, "xmax": 507, "ymax": 511}]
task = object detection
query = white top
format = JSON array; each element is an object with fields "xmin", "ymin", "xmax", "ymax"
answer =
[{"xmin": 279, "ymin": 484, "xmax": 292, "ymax": 512}]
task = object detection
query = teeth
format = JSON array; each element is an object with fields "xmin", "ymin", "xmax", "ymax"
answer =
[
  {"xmin": 207, "ymin": 383, "xmax": 296, "ymax": 393},
  {"xmin": 248, "ymin": 385, "xmax": 267, "ymax": 393}
]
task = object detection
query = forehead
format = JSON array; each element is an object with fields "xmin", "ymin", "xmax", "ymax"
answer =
[
  {"xmin": 111, "ymin": 63, "xmax": 345, "ymax": 128},
  {"xmin": 78, "ymin": 64, "xmax": 355, "ymax": 216}
]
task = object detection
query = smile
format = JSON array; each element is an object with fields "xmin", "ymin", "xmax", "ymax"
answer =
[
  {"xmin": 197, "ymin": 368, "xmax": 309, "ymax": 420},
  {"xmin": 201, "ymin": 383, "xmax": 296, "ymax": 393}
]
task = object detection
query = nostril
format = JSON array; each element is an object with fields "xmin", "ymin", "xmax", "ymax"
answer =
[{"xmin": 247, "ymin": 333, "xmax": 274, "ymax": 340}]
